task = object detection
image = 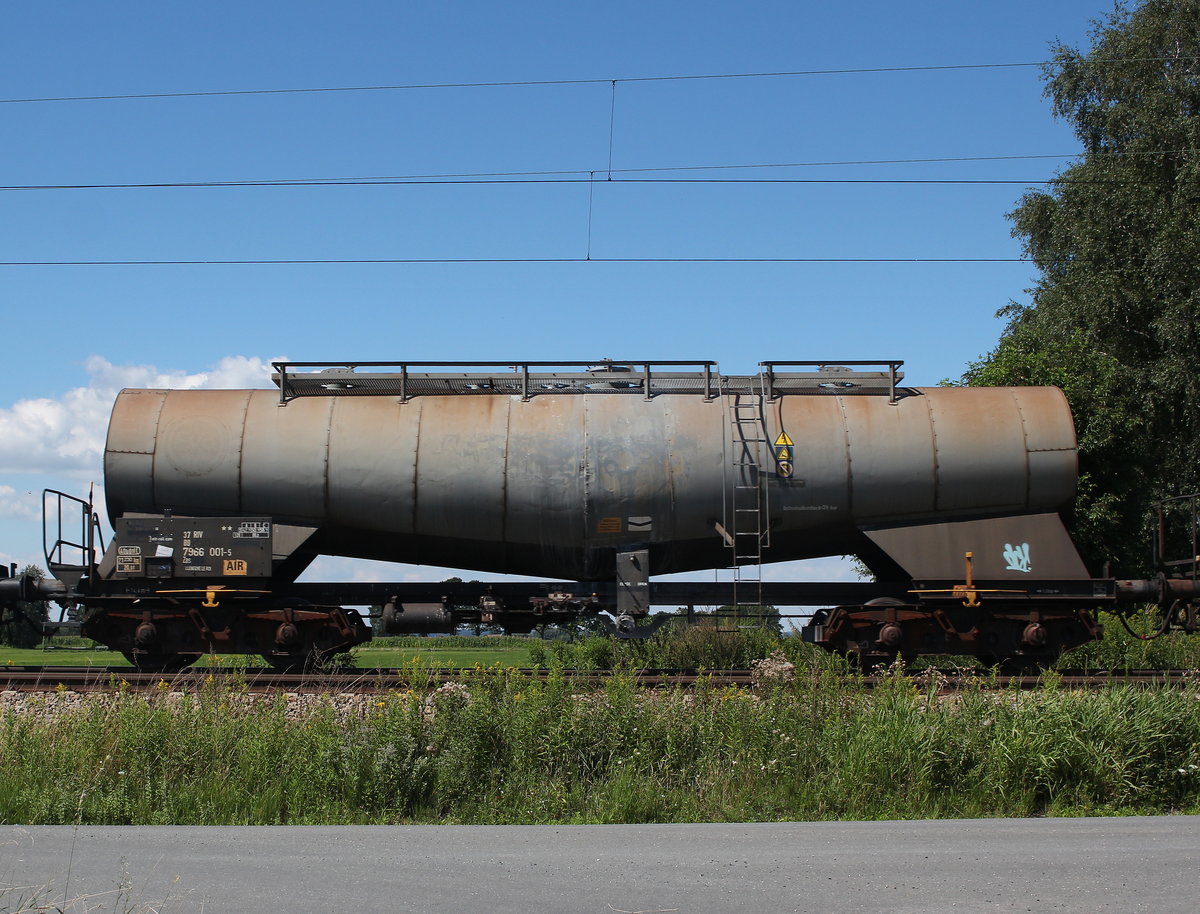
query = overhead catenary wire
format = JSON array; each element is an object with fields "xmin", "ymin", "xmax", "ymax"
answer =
[
  {"xmin": 9, "ymin": 62, "xmax": 1190, "ymax": 269},
  {"xmin": 2, "ymin": 57, "xmax": 1195, "ymax": 105},
  {"xmin": 3, "ymin": 151, "xmax": 1189, "ymax": 193},
  {"xmin": 0, "ymin": 257, "xmax": 1039, "ymax": 266},
  {"xmin": 0, "ymin": 177, "xmax": 1155, "ymax": 192}
]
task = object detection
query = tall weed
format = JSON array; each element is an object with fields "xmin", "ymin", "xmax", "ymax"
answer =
[{"xmin": 1, "ymin": 670, "xmax": 1198, "ymax": 825}]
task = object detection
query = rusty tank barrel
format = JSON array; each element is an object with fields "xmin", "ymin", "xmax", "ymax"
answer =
[{"xmin": 103, "ymin": 370, "xmax": 1077, "ymax": 580}]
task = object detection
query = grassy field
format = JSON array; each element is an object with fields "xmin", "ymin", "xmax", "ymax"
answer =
[
  {"xmin": 2, "ymin": 623, "xmax": 1199, "ymax": 825},
  {"xmin": 352, "ymin": 638, "xmax": 535, "ymax": 668},
  {"xmin": 1, "ymin": 665, "xmax": 1198, "ymax": 825},
  {"xmin": 0, "ymin": 639, "xmax": 536, "ymax": 669},
  {"xmin": 1, "ymin": 647, "xmax": 124, "ymax": 667}
]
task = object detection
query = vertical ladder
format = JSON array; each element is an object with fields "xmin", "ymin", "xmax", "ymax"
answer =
[{"xmin": 722, "ymin": 380, "xmax": 770, "ymax": 625}]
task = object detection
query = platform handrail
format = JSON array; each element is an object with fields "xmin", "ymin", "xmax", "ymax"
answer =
[
  {"xmin": 759, "ymin": 360, "xmax": 904, "ymax": 404},
  {"xmin": 272, "ymin": 359, "xmax": 907, "ymax": 404},
  {"xmin": 42, "ymin": 488, "xmax": 104, "ymax": 586}
]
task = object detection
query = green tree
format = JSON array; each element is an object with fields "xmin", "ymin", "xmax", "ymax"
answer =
[
  {"xmin": 686, "ymin": 604, "xmax": 782, "ymax": 634},
  {"xmin": 967, "ymin": 0, "xmax": 1200, "ymax": 574}
]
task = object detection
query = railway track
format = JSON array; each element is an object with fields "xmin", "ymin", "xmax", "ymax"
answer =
[{"xmin": 0, "ymin": 666, "xmax": 1195, "ymax": 693}]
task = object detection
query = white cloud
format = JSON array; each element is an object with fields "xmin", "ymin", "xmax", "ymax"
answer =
[
  {"xmin": 0, "ymin": 485, "xmax": 40, "ymax": 520},
  {"xmin": 81, "ymin": 354, "xmax": 280, "ymax": 392},
  {"xmin": 0, "ymin": 355, "xmax": 281, "ymax": 476}
]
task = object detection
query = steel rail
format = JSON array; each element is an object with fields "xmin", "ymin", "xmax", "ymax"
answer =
[{"xmin": 0, "ymin": 666, "xmax": 1194, "ymax": 693}]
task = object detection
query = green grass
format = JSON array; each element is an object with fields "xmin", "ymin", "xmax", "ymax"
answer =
[
  {"xmin": 352, "ymin": 643, "xmax": 534, "ymax": 668},
  {"xmin": 0, "ymin": 639, "xmax": 536, "ymax": 669},
  {"xmin": 0, "ymin": 647, "xmax": 121, "ymax": 667},
  {"xmin": 1, "ymin": 666, "xmax": 1199, "ymax": 825}
]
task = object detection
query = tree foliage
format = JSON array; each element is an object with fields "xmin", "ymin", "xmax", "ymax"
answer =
[
  {"xmin": 966, "ymin": 0, "xmax": 1200, "ymax": 573},
  {"xmin": 0, "ymin": 564, "xmax": 49, "ymax": 649}
]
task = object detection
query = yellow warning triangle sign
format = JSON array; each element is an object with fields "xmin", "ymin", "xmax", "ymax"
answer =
[
  {"xmin": 777, "ymin": 447, "xmax": 791, "ymax": 461},
  {"xmin": 774, "ymin": 432, "xmax": 794, "ymax": 447}
]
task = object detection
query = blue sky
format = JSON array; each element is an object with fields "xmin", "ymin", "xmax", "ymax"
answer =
[{"xmin": 0, "ymin": 0, "xmax": 1112, "ymax": 583}]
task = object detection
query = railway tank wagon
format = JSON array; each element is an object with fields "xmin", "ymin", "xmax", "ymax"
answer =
[
  {"xmin": 104, "ymin": 362, "xmax": 1080, "ymax": 584},
  {"xmin": 9, "ymin": 358, "xmax": 1193, "ymax": 670}
]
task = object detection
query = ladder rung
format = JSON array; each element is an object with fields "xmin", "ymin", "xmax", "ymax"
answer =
[{"xmin": 726, "ymin": 392, "xmax": 770, "ymax": 563}]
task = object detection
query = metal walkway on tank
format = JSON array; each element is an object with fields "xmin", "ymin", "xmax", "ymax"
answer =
[{"xmin": 271, "ymin": 359, "xmax": 906, "ymax": 403}]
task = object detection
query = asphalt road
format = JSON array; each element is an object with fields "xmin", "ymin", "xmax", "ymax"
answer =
[{"xmin": 1, "ymin": 817, "xmax": 1195, "ymax": 913}]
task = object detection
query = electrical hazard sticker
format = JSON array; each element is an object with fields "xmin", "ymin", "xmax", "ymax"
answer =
[{"xmin": 773, "ymin": 432, "xmax": 795, "ymax": 478}]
